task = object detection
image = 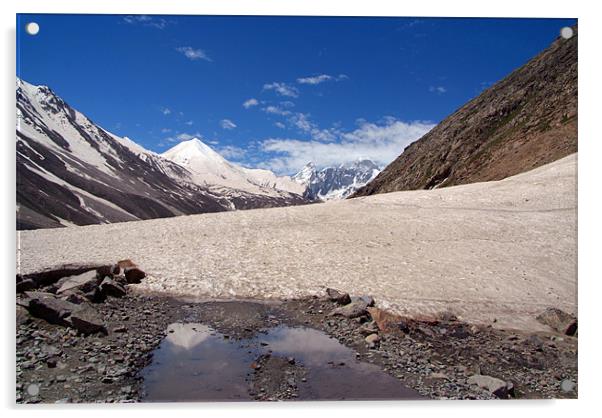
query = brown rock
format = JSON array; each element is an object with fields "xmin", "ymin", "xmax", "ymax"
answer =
[
  {"xmin": 68, "ymin": 305, "xmax": 107, "ymax": 335},
  {"xmin": 326, "ymin": 288, "xmax": 351, "ymax": 305},
  {"xmin": 19, "ymin": 263, "xmax": 105, "ymax": 287},
  {"xmin": 16, "ymin": 279, "xmax": 36, "ymax": 293},
  {"xmin": 63, "ymin": 293, "xmax": 89, "ymax": 305},
  {"xmin": 536, "ymin": 307, "xmax": 577, "ymax": 336},
  {"xmin": 358, "ymin": 321, "xmax": 379, "ymax": 336},
  {"xmin": 365, "ymin": 333, "xmax": 380, "ymax": 348},
  {"xmin": 437, "ymin": 310, "xmax": 458, "ymax": 322},
  {"xmin": 329, "ymin": 300, "xmax": 368, "ymax": 318},
  {"xmin": 467, "ymin": 374, "xmax": 514, "ymax": 399},
  {"xmin": 100, "ymin": 277, "xmax": 127, "ymax": 297},
  {"xmin": 25, "ymin": 292, "xmax": 78, "ymax": 325},
  {"xmin": 124, "ymin": 267, "xmax": 146, "ymax": 284},
  {"xmin": 367, "ymin": 307, "xmax": 403, "ymax": 333},
  {"xmin": 117, "ymin": 259, "xmax": 137, "ymax": 271},
  {"xmin": 16, "ymin": 305, "xmax": 32, "ymax": 326},
  {"xmin": 56, "ymin": 271, "xmax": 101, "ymax": 295},
  {"xmin": 96, "ymin": 264, "xmax": 119, "ymax": 279}
]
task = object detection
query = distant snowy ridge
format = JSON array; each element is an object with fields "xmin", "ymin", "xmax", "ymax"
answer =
[
  {"xmin": 293, "ymin": 160, "xmax": 381, "ymax": 201},
  {"xmin": 16, "ymin": 78, "xmax": 306, "ymax": 229},
  {"xmin": 161, "ymin": 138, "xmax": 304, "ymax": 196}
]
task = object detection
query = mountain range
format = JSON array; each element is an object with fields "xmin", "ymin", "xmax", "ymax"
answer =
[
  {"xmin": 16, "ymin": 79, "xmax": 309, "ymax": 230},
  {"xmin": 16, "ymin": 78, "xmax": 379, "ymax": 229},
  {"xmin": 292, "ymin": 160, "xmax": 380, "ymax": 201}
]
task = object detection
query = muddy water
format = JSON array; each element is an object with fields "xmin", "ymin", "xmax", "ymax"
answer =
[{"xmin": 141, "ymin": 323, "xmax": 422, "ymax": 402}]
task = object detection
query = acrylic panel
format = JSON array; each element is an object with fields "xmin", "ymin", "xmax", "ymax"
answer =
[{"xmin": 16, "ymin": 14, "xmax": 577, "ymax": 403}]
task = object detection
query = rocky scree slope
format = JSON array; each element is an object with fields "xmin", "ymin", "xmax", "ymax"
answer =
[{"xmin": 353, "ymin": 26, "xmax": 577, "ymax": 197}]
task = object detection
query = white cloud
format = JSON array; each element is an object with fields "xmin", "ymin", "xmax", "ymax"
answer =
[
  {"xmin": 259, "ymin": 119, "xmax": 434, "ymax": 174},
  {"xmin": 274, "ymin": 122, "xmax": 286, "ymax": 129},
  {"xmin": 165, "ymin": 132, "xmax": 204, "ymax": 142},
  {"xmin": 263, "ymin": 82, "xmax": 299, "ymax": 98},
  {"xmin": 263, "ymin": 105, "xmax": 292, "ymax": 116},
  {"xmin": 220, "ymin": 119, "xmax": 237, "ymax": 130},
  {"xmin": 289, "ymin": 112, "xmax": 338, "ymax": 142},
  {"xmin": 291, "ymin": 113, "xmax": 313, "ymax": 132},
  {"xmin": 297, "ymin": 74, "xmax": 333, "ymax": 85},
  {"xmin": 161, "ymin": 128, "xmax": 172, "ymax": 133},
  {"xmin": 185, "ymin": 120, "xmax": 194, "ymax": 126},
  {"xmin": 161, "ymin": 107, "xmax": 171, "ymax": 115},
  {"xmin": 297, "ymin": 74, "xmax": 349, "ymax": 84},
  {"xmin": 176, "ymin": 46, "xmax": 212, "ymax": 62},
  {"xmin": 123, "ymin": 15, "xmax": 170, "ymax": 29},
  {"xmin": 429, "ymin": 86, "xmax": 447, "ymax": 94},
  {"xmin": 243, "ymin": 98, "xmax": 259, "ymax": 109},
  {"xmin": 218, "ymin": 145, "xmax": 246, "ymax": 160}
]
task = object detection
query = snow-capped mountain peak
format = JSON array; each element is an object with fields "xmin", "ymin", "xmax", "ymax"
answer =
[
  {"xmin": 162, "ymin": 138, "xmax": 227, "ymax": 165},
  {"xmin": 161, "ymin": 138, "xmax": 303, "ymax": 196},
  {"xmin": 292, "ymin": 159, "xmax": 381, "ymax": 201},
  {"xmin": 16, "ymin": 78, "xmax": 307, "ymax": 229},
  {"xmin": 292, "ymin": 162, "xmax": 316, "ymax": 185}
]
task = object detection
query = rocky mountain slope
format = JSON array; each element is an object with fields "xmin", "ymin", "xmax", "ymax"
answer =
[
  {"xmin": 353, "ymin": 26, "xmax": 577, "ymax": 197},
  {"xmin": 16, "ymin": 79, "xmax": 306, "ymax": 230},
  {"xmin": 293, "ymin": 160, "xmax": 380, "ymax": 201}
]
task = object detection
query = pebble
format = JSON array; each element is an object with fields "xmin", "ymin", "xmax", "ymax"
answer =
[
  {"xmin": 26, "ymin": 384, "xmax": 39, "ymax": 396},
  {"xmin": 560, "ymin": 379, "xmax": 576, "ymax": 392}
]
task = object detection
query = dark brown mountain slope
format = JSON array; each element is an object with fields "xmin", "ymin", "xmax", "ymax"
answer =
[{"xmin": 352, "ymin": 26, "xmax": 577, "ymax": 197}]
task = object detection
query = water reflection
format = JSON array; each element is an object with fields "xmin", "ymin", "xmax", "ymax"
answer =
[{"xmin": 142, "ymin": 323, "xmax": 422, "ymax": 402}]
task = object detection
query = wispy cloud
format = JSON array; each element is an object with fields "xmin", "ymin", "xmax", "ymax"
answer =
[
  {"xmin": 288, "ymin": 113, "xmax": 337, "ymax": 142},
  {"xmin": 242, "ymin": 98, "xmax": 259, "ymax": 109},
  {"xmin": 258, "ymin": 119, "xmax": 434, "ymax": 174},
  {"xmin": 263, "ymin": 82, "xmax": 299, "ymax": 98},
  {"xmin": 176, "ymin": 46, "xmax": 212, "ymax": 62},
  {"xmin": 184, "ymin": 120, "xmax": 194, "ymax": 126},
  {"xmin": 429, "ymin": 86, "xmax": 447, "ymax": 94},
  {"xmin": 165, "ymin": 132, "xmax": 203, "ymax": 143},
  {"xmin": 263, "ymin": 105, "xmax": 292, "ymax": 116},
  {"xmin": 220, "ymin": 119, "xmax": 237, "ymax": 130},
  {"xmin": 123, "ymin": 15, "xmax": 172, "ymax": 30},
  {"xmin": 161, "ymin": 128, "xmax": 172, "ymax": 133},
  {"xmin": 296, "ymin": 73, "xmax": 348, "ymax": 85},
  {"xmin": 274, "ymin": 122, "xmax": 286, "ymax": 129},
  {"xmin": 218, "ymin": 145, "xmax": 246, "ymax": 160},
  {"xmin": 160, "ymin": 107, "xmax": 171, "ymax": 115}
]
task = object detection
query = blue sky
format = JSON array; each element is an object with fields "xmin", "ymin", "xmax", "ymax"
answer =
[{"xmin": 17, "ymin": 14, "xmax": 576, "ymax": 174}]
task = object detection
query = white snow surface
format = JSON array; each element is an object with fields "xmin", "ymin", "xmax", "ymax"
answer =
[{"xmin": 18, "ymin": 154, "xmax": 577, "ymax": 332}]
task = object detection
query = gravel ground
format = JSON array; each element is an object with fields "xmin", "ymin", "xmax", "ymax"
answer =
[{"xmin": 16, "ymin": 293, "xmax": 577, "ymax": 403}]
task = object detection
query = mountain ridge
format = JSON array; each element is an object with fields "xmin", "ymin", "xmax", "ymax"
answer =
[
  {"xmin": 293, "ymin": 159, "xmax": 380, "ymax": 201},
  {"xmin": 161, "ymin": 138, "xmax": 304, "ymax": 196},
  {"xmin": 16, "ymin": 79, "xmax": 306, "ymax": 230},
  {"xmin": 352, "ymin": 25, "xmax": 577, "ymax": 197}
]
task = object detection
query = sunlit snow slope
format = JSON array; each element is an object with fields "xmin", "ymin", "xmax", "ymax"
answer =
[{"xmin": 18, "ymin": 154, "xmax": 577, "ymax": 332}]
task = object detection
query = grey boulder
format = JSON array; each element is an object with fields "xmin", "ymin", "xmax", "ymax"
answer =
[
  {"xmin": 467, "ymin": 374, "xmax": 514, "ymax": 398},
  {"xmin": 329, "ymin": 300, "xmax": 368, "ymax": 318}
]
